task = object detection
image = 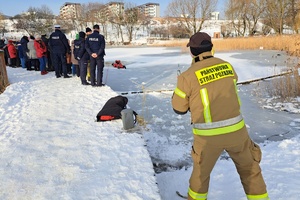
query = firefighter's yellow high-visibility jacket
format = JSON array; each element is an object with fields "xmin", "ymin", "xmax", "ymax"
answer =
[{"xmin": 172, "ymin": 51, "xmax": 242, "ymax": 133}]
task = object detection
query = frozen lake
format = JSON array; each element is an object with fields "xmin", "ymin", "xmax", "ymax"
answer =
[{"xmin": 104, "ymin": 48, "xmax": 300, "ymax": 172}]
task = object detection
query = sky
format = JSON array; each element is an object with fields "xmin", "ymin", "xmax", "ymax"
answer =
[
  {"xmin": 0, "ymin": 46, "xmax": 300, "ymax": 199},
  {"xmin": 0, "ymin": 0, "xmax": 225, "ymax": 17}
]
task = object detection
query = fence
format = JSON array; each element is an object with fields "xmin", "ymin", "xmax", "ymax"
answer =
[{"xmin": 0, "ymin": 50, "xmax": 9, "ymax": 94}]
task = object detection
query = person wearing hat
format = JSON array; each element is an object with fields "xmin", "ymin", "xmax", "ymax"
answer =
[
  {"xmin": 172, "ymin": 32, "xmax": 270, "ymax": 200},
  {"xmin": 49, "ymin": 24, "xmax": 71, "ymax": 78},
  {"xmin": 85, "ymin": 24, "xmax": 106, "ymax": 87},
  {"xmin": 73, "ymin": 31, "xmax": 90, "ymax": 85},
  {"xmin": 85, "ymin": 27, "xmax": 92, "ymax": 35},
  {"xmin": 7, "ymin": 40, "xmax": 17, "ymax": 67},
  {"xmin": 20, "ymin": 35, "xmax": 31, "ymax": 70},
  {"xmin": 41, "ymin": 33, "xmax": 53, "ymax": 71},
  {"xmin": 34, "ymin": 34, "xmax": 48, "ymax": 75},
  {"xmin": 28, "ymin": 35, "xmax": 39, "ymax": 71}
]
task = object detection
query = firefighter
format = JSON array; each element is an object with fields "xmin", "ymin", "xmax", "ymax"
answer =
[{"xmin": 172, "ymin": 32, "xmax": 270, "ymax": 200}]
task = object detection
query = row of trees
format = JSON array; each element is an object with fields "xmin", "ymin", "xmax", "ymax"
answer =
[
  {"xmin": 0, "ymin": 2, "xmax": 154, "ymax": 44},
  {"xmin": 165, "ymin": 0, "xmax": 300, "ymax": 37},
  {"xmin": 224, "ymin": 0, "xmax": 300, "ymax": 36},
  {"xmin": 1, "ymin": 0, "xmax": 300, "ymax": 43}
]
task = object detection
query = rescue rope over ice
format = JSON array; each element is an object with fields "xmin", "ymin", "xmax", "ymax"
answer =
[{"xmin": 120, "ymin": 70, "xmax": 293, "ymax": 95}]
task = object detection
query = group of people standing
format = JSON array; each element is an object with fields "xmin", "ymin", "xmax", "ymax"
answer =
[
  {"xmin": 49, "ymin": 24, "xmax": 106, "ymax": 87},
  {"xmin": 20, "ymin": 35, "xmax": 49, "ymax": 75},
  {"xmin": 0, "ymin": 34, "xmax": 53, "ymax": 75},
  {"xmin": 1, "ymin": 23, "xmax": 106, "ymax": 87}
]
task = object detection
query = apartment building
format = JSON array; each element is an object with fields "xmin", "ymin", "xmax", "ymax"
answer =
[
  {"xmin": 106, "ymin": 1, "xmax": 124, "ymax": 16},
  {"xmin": 58, "ymin": 2, "xmax": 159, "ymax": 19},
  {"xmin": 137, "ymin": 3, "xmax": 160, "ymax": 18},
  {"xmin": 211, "ymin": 12, "xmax": 220, "ymax": 20},
  {"xmin": 59, "ymin": 2, "xmax": 81, "ymax": 19}
]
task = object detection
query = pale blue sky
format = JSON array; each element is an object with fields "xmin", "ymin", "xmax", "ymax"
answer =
[{"xmin": 0, "ymin": 0, "xmax": 225, "ymax": 17}]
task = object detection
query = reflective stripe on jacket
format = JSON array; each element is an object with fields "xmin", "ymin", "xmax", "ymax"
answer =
[{"xmin": 172, "ymin": 52, "xmax": 243, "ymax": 135}]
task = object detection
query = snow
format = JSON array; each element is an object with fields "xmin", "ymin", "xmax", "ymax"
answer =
[{"xmin": 1, "ymin": 47, "xmax": 300, "ymax": 200}]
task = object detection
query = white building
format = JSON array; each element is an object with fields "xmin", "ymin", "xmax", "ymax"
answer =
[
  {"xmin": 137, "ymin": 3, "xmax": 160, "ymax": 18},
  {"xmin": 106, "ymin": 1, "xmax": 125, "ymax": 16},
  {"xmin": 211, "ymin": 12, "xmax": 220, "ymax": 20},
  {"xmin": 59, "ymin": 2, "xmax": 81, "ymax": 19}
]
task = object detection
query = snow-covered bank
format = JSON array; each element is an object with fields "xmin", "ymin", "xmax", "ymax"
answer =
[
  {"xmin": 0, "ymin": 68, "xmax": 160, "ymax": 200},
  {"xmin": 157, "ymin": 134, "xmax": 300, "ymax": 200}
]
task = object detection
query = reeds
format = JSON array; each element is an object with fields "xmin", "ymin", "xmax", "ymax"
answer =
[{"xmin": 150, "ymin": 35, "xmax": 300, "ymax": 100}]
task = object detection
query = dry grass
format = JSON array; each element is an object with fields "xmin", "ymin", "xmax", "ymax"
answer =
[
  {"xmin": 150, "ymin": 35, "xmax": 300, "ymax": 55},
  {"xmin": 268, "ymin": 65, "xmax": 300, "ymax": 100}
]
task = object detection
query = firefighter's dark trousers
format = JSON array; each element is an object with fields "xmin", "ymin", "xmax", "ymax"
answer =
[{"xmin": 188, "ymin": 126, "xmax": 269, "ymax": 200}]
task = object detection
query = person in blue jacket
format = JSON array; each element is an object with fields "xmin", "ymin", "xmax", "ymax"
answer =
[
  {"xmin": 17, "ymin": 42, "xmax": 25, "ymax": 68},
  {"xmin": 20, "ymin": 36, "xmax": 31, "ymax": 70},
  {"xmin": 49, "ymin": 25, "xmax": 71, "ymax": 78},
  {"xmin": 74, "ymin": 31, "xmax": 90, "ymax": 85},
  {"xmin": 85, "ymin": 24, "xmax": 106, "ymax": 87}
]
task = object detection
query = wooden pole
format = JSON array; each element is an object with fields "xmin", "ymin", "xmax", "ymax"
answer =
[{"xmin": 0, "ymin": 50, "xmax": 9, "ymax": 93}]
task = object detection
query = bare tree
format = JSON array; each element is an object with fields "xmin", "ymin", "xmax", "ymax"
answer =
[
  {"xmin": 78, "ymin": 3, "xmax": 93, "ymax": 29},
  {"xmin": 246, "ymin": 0, "xmax": 265, "ymax": 35},
  {"xmin": 89, "ymin": 3, "xmax": 109, "ymax": 38},
  {"xmin": 220, "ymin": 23, "xmax": 233, "ymax": 37},
  {"xmin": 55, "ymin": 18, "xmax": 74, "ymax": 34},
  {"xmin": 262, "ymin": 0, "xmax": 290, "ymax": 34},
  {"xmin": 0, "ymin": 13, "xmax": 7, "ymax": 37},
  {"xmin": 11, "ymin": 5, "xmax": 54, "ymax": 35},
  {"xmin": 169, "ymin": 22, "xmax": 190, "ymax": 38},
  {"xmin": 285, "ymin": 0, "xmax": 300, "ymax": 33},
  {"xmin": 123, "ymin": 3, "xmax": 139, "ymax": 43},
  {"xmin": 166, "ymin": 0, "xmax": 217, "ymax": 36},
  {"xmin": 109, "ymin": 3, "xmax": 126, "ymax": 43},
  {"xmin": 225, "ymin": 0, "xmax": 247, "ymax": 36},
  {"xmin": 225, "ymin": 0, "xmax": 265, "ymax": 36},
  {"xmin": 110, "ymin": 2, "xmax": 150, "ymax": 44}
]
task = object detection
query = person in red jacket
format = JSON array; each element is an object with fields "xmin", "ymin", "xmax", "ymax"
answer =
[
  {"xmin": 34, "ymin": 35, "xmax": 48, "ymax": 75},
  {"xmin": 7, "ymin": 40, "xmax": 17, "ymax": 67}
]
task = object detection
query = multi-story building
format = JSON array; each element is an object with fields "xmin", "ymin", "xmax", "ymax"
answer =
[
  {"xmin": 137, "ymin": 3, "xmax": 160, "ymax": 18},
  {"xmin": 211, "ymin": 12, "xmax": 220, "ymax": 20},
  {"xmin": 106, "ymin": 1, "xmax": 124, "ymax": 16},
  {"xmin": 59, "ymin": 2, "xmax": 81, "ymax": 19}
]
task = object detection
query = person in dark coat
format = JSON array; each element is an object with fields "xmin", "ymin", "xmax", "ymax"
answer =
[
  {"xmin": 96, "ymin": 96, "xmax": 128, "ymax": 121},
  {"xmin": 74, "ymin": 31, "xmax": 90, "ymax": 85},
  {"xmin": 17, "ymin": 42, "xmax": 25, "ymax": 68},
  {"xmin": 0, "ymin": 38, "xmax": 9, "ymax": 65},
  {"xmin": 20, "ymin": 35, "xmax": 31, "ymax": 70},
  {"xmin": 49, "ymin": 25, "xmax": 71, "ymax": 78},
  {"xmin": 85, "ymin": 24, "xmax": 106, "ymax": 86},
  {"xmin": 41, "ymin": 34, "xmax": 53, "ymax": 71}
]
